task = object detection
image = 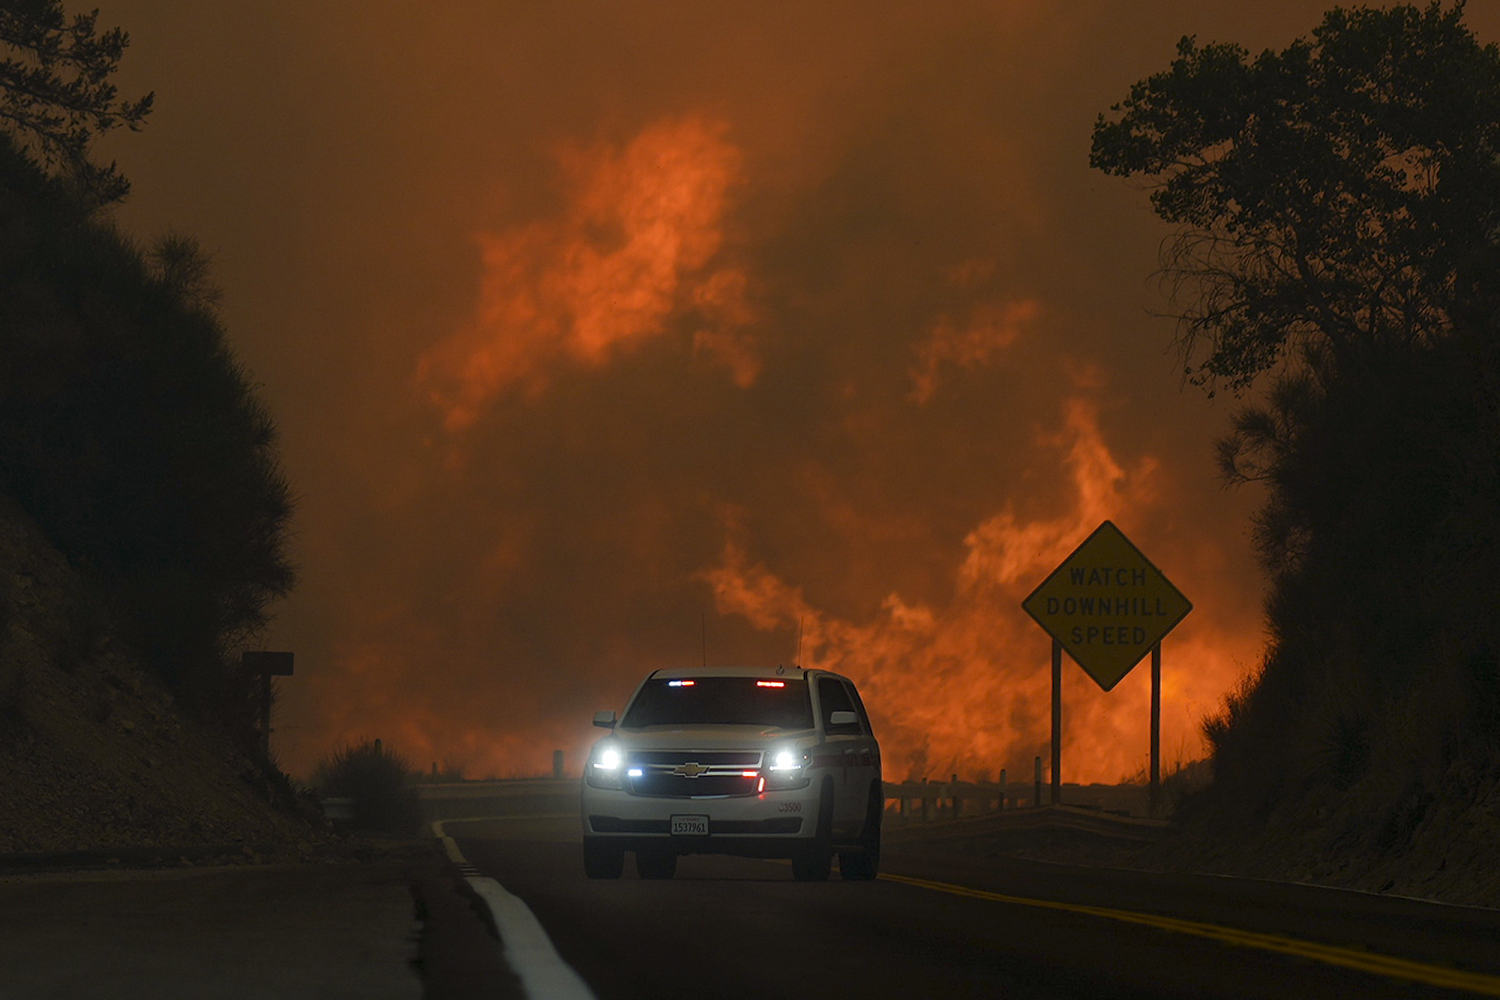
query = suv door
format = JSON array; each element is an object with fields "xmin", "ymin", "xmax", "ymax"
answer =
[
  {"xmin": 843, "ymin": 678, "xmax": 881, "ymax": 822},
  {"xmin": 815, "ymin": 675, "xmax": 870, "ymax": 839}
]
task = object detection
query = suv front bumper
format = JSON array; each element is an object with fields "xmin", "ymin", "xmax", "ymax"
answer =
[{"xmin": 581, "ymin": 780, "xmax": 821, "ymax": 856}]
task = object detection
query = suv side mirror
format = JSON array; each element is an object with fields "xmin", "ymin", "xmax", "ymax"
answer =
[
  {"xmin": 593, "ymin": 710, "xmax": 617, "ymax": 729},
  {"xmin": 829, "ymin": 710, "xmax": 858, "ymax": 728}
]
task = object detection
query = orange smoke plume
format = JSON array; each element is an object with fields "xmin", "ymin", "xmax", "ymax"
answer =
[
  {"xmin": 304, "ymin": 636, "xmax": 586, "ymax": 781},
  {"xmin": 702, "ymin": 396, "xmax": 1260, "ymax": 783},
  {"xmin": 419, "ymin": 116, "xmax": 756, "ymax": 429},
  {"xmin": 909, "ymin": 297, "xmax": 1041, "ymax": 404}
]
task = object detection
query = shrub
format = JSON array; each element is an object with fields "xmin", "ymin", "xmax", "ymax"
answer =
[
  {"xmin": 0, "ymin": 132, "xmax": 294, "ymax": 737},
  {"xmin": 312, "ymin": 740, "xmax": 423, "ymax": 835}
]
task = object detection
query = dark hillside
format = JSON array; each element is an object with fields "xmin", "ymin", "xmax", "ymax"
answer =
[
  {"xmin": 0, "ymin": 102, "xmax": 308, "ymax": 848},
  {"xmin": 1207, "ymin": 336, "xmax": 1500, "ymax": 815},
  {"xmin": 1175, "ymin": 335, "xmax": 1500, "ymax": 903},
  {"xmin": 0, "ymin": 490, "xmax": 313, "ymax": 855},
  {"xmin": 0, "ymin": 132, "xmax": 293, "ymax": 732},
  {"xmin": 1092, "ymin": 3, "xmax": 1500, "ymax": 899}
]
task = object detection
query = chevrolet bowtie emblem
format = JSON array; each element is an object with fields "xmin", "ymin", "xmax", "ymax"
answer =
[{"xmin": 673, "ymin": 762, "xmax": 708, "ymax": 778}]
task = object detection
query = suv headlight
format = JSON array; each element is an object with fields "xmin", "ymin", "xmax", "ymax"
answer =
[
  {"xmin": 762, "ymin": 745, "xmax": 810, "ymax": 790},
  {"xmin": 586, "ymin": 742, "xmax": 626, "ymax": 789}
]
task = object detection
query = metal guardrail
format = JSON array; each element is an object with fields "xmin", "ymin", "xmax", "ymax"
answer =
[
  {"xmin": 883, "ymin": 803, "xmax": 1170, "ymax": 846},
  {"xmin": 885, "ymin": 780, "xmax": 1010, "ymax": 821},
  {"xmin": 404, "ymin": 776, "xmax": 1161, "ymax": 834},
  {"xmin": 884, "ymin": 777, "xmax": 1154, "ymax": 821}
]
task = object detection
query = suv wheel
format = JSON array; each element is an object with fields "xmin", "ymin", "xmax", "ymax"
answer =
[
  {"xmin": 839, "ymin": 783, "xmax": 882, "ymax": 880},
  {"xmin": 792, "ymin": 780, "xmax": 834, "ymax": 881},
  {"xmin": 582, "ymin": 838, "xmax": 623, "ymax": 879},
  {"xmin": 635, "ymin": 849, "xmax": 677, "ymax": 879}
]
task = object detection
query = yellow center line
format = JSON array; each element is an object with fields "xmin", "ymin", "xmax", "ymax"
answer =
[{"xmin": 880, "ymin": 872, "xmax": 1500, "ymax": 996}]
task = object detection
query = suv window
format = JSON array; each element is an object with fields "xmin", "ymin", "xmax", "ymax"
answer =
[
  {"xmin": 846, "ymin": 681, "xmax": 875, "ymax": 737},
  {"xmin": 621, "ymin": 677, "xmax": 813, "ymax": 730},
  {"xmin": 817, "ymin": 677, "xmax": 861, "ymax": 735}
]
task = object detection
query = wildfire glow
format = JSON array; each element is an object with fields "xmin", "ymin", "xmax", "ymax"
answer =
[
  {"xmin": 701, "ymin": 396, "xmax": 1259, "ymax": 784},
  {"xmin": 275, "ymin": 86, "xmax": 1266, "ymax": 785},
  {"xmin": 909, "ymin": 298, "xmax": 1042, "ymax": 404},
  {"xmin": 418, "ymin": 116, "xmax": 756, "ymax": 429},
  {"xmin": 300, "ymin": 387, "xmax": 1259, "ymax": 785}
]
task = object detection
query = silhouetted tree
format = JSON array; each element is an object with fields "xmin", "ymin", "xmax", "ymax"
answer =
[
  {"xmin": 1092, "ymin": 3, "xmax": 1500, "ymax": 854},
  {"xmin": 0, "ymin": 0, "xmax": 152, "ymax": 203},
  {"xmin": 0, "ymin": 131, "xmax": 295, "ymax": 736},
  {"xmin": 1091, "ymin": 1, "xmax": 1500, "ymax": 394}
]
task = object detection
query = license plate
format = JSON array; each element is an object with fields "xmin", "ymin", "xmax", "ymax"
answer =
[{"xmin": 670, "ymin": 814, "xmax": 709, "ymax": 836}]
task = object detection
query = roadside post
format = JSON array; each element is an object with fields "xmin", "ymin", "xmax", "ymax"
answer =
[
  {"xmin": 1151, "ymin": 642, "xmax": 1162, "ymax": 809},
  {"xmin": 242, "ymin": 651, "xmax": 294, "ymax": 757},
  {"xmin": 1022, "ymin": 521, "xmax": 1191, "ymax": 814},
  {"xmin": 1051, "ymin": 639, "xmax": 1062, "ymax": 804}
]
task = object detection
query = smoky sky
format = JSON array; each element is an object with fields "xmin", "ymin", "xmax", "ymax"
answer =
[{"xmin": 94, "ymin": 1, "xmax": 1500, "ymax": 781}]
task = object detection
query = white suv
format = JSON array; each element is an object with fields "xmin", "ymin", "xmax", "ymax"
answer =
[{"xmin": 581, "ymin": 665, "xmax": 882, "ymax": 881}]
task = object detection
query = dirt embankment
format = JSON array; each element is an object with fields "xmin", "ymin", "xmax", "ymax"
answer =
[
  {"xmin": 888, "ymin": 768, "xmax": 1500, "ymax": 910},
  {"xmin": 1149, "ymin": 779, "xmax": 1500, "ymax": 909},
  {"xmin": 0, "ymin": 493, "xmax": 318, "ymax": 858},
  {"xmin": 986, "ymin": 797, "xmax": 1500, "ymax": 910}
]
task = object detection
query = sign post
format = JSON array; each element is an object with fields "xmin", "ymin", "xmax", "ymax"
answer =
[
  {"xmin": 1051, "ymin": 639, "xmax": 1061, "ymax": 805},
  {"xmin": 1022, "ymin": 521, "xmax": 1191, "ymax": 812},
  {"xmin": 242, "ymin": 651, "xmax": 294, "ymax": 757},
  {"xmin": 1150, "ymin": 642, "xmax": 1162, "ymax": 812}
]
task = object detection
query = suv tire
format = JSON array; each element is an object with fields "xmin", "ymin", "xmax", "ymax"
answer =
[
  {"xmin": 839, "ymin": 782, "xmax": 882, "ymax": 880},
  {"xmin": 792, "ymin": 780, "xmax": 835, "ymax": 881}
]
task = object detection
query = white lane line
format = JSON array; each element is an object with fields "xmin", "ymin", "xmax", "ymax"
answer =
[{"xmin": 432, "ymin": 819, "xmax": 596, "ymax": 1000}]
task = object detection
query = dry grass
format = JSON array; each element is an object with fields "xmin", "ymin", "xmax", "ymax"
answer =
[{"xmin": 312, "ymin": 740, "xmax": 423, "ymax": 836}]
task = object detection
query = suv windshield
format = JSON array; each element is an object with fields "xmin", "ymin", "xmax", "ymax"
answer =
[{"xmin": 621, "ymin": 677, "xmax": 813, "ymax": 730}]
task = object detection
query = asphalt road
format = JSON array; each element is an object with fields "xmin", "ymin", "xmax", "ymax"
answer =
[
  {"xmin": 0, "ymin": 860, "xmax": 424, "ymax": 1000},
  {"xmin": 450, "ymin": 813, "xmax": 1500, "ymax": 1000}
]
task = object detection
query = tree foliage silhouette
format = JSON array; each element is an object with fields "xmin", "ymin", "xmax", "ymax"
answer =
[
  {"xmin": 1093, "ymin": 2, "xmax": 1500, "ymax": 854},
  {"xmin": 1091, "ymin": 1, "xmax": 1500, "ymax": 395},
  {"xmin": 0, "ymin": 131, "xmax": 295, "ymax": 735},
  {"xmin": 0, "ymin": 0, "xmax": 152, "ymax": 204}
]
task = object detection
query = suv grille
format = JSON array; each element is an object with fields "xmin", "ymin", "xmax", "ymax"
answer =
[
  {"xmin": 633, "ymin": 751, "xmax": 761, "ymax": 767},
  {"xmin": 626, "ymin": 750, "xmax": 764, "ymax": 798}
]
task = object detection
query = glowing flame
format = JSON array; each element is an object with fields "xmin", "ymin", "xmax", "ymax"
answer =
[
  {"xmin": 295, "ymin": 391, "xmax": 1258, "ymax": 784},
  {"xmin": 419, "ymin": 116, "xmax": 756, "ymax": 429},
  {"xmin": 909, "ymin": 298, "xmax": 1041, "ymax": 404},
  {"xmin": 702, "ymin": 396, "xmax": 1258, "ymax": 783}
]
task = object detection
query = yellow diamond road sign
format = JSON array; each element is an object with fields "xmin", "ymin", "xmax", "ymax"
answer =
[{"xmin": 1023, "ymin": 520, "xmax": 1192, "ymax": 692}]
